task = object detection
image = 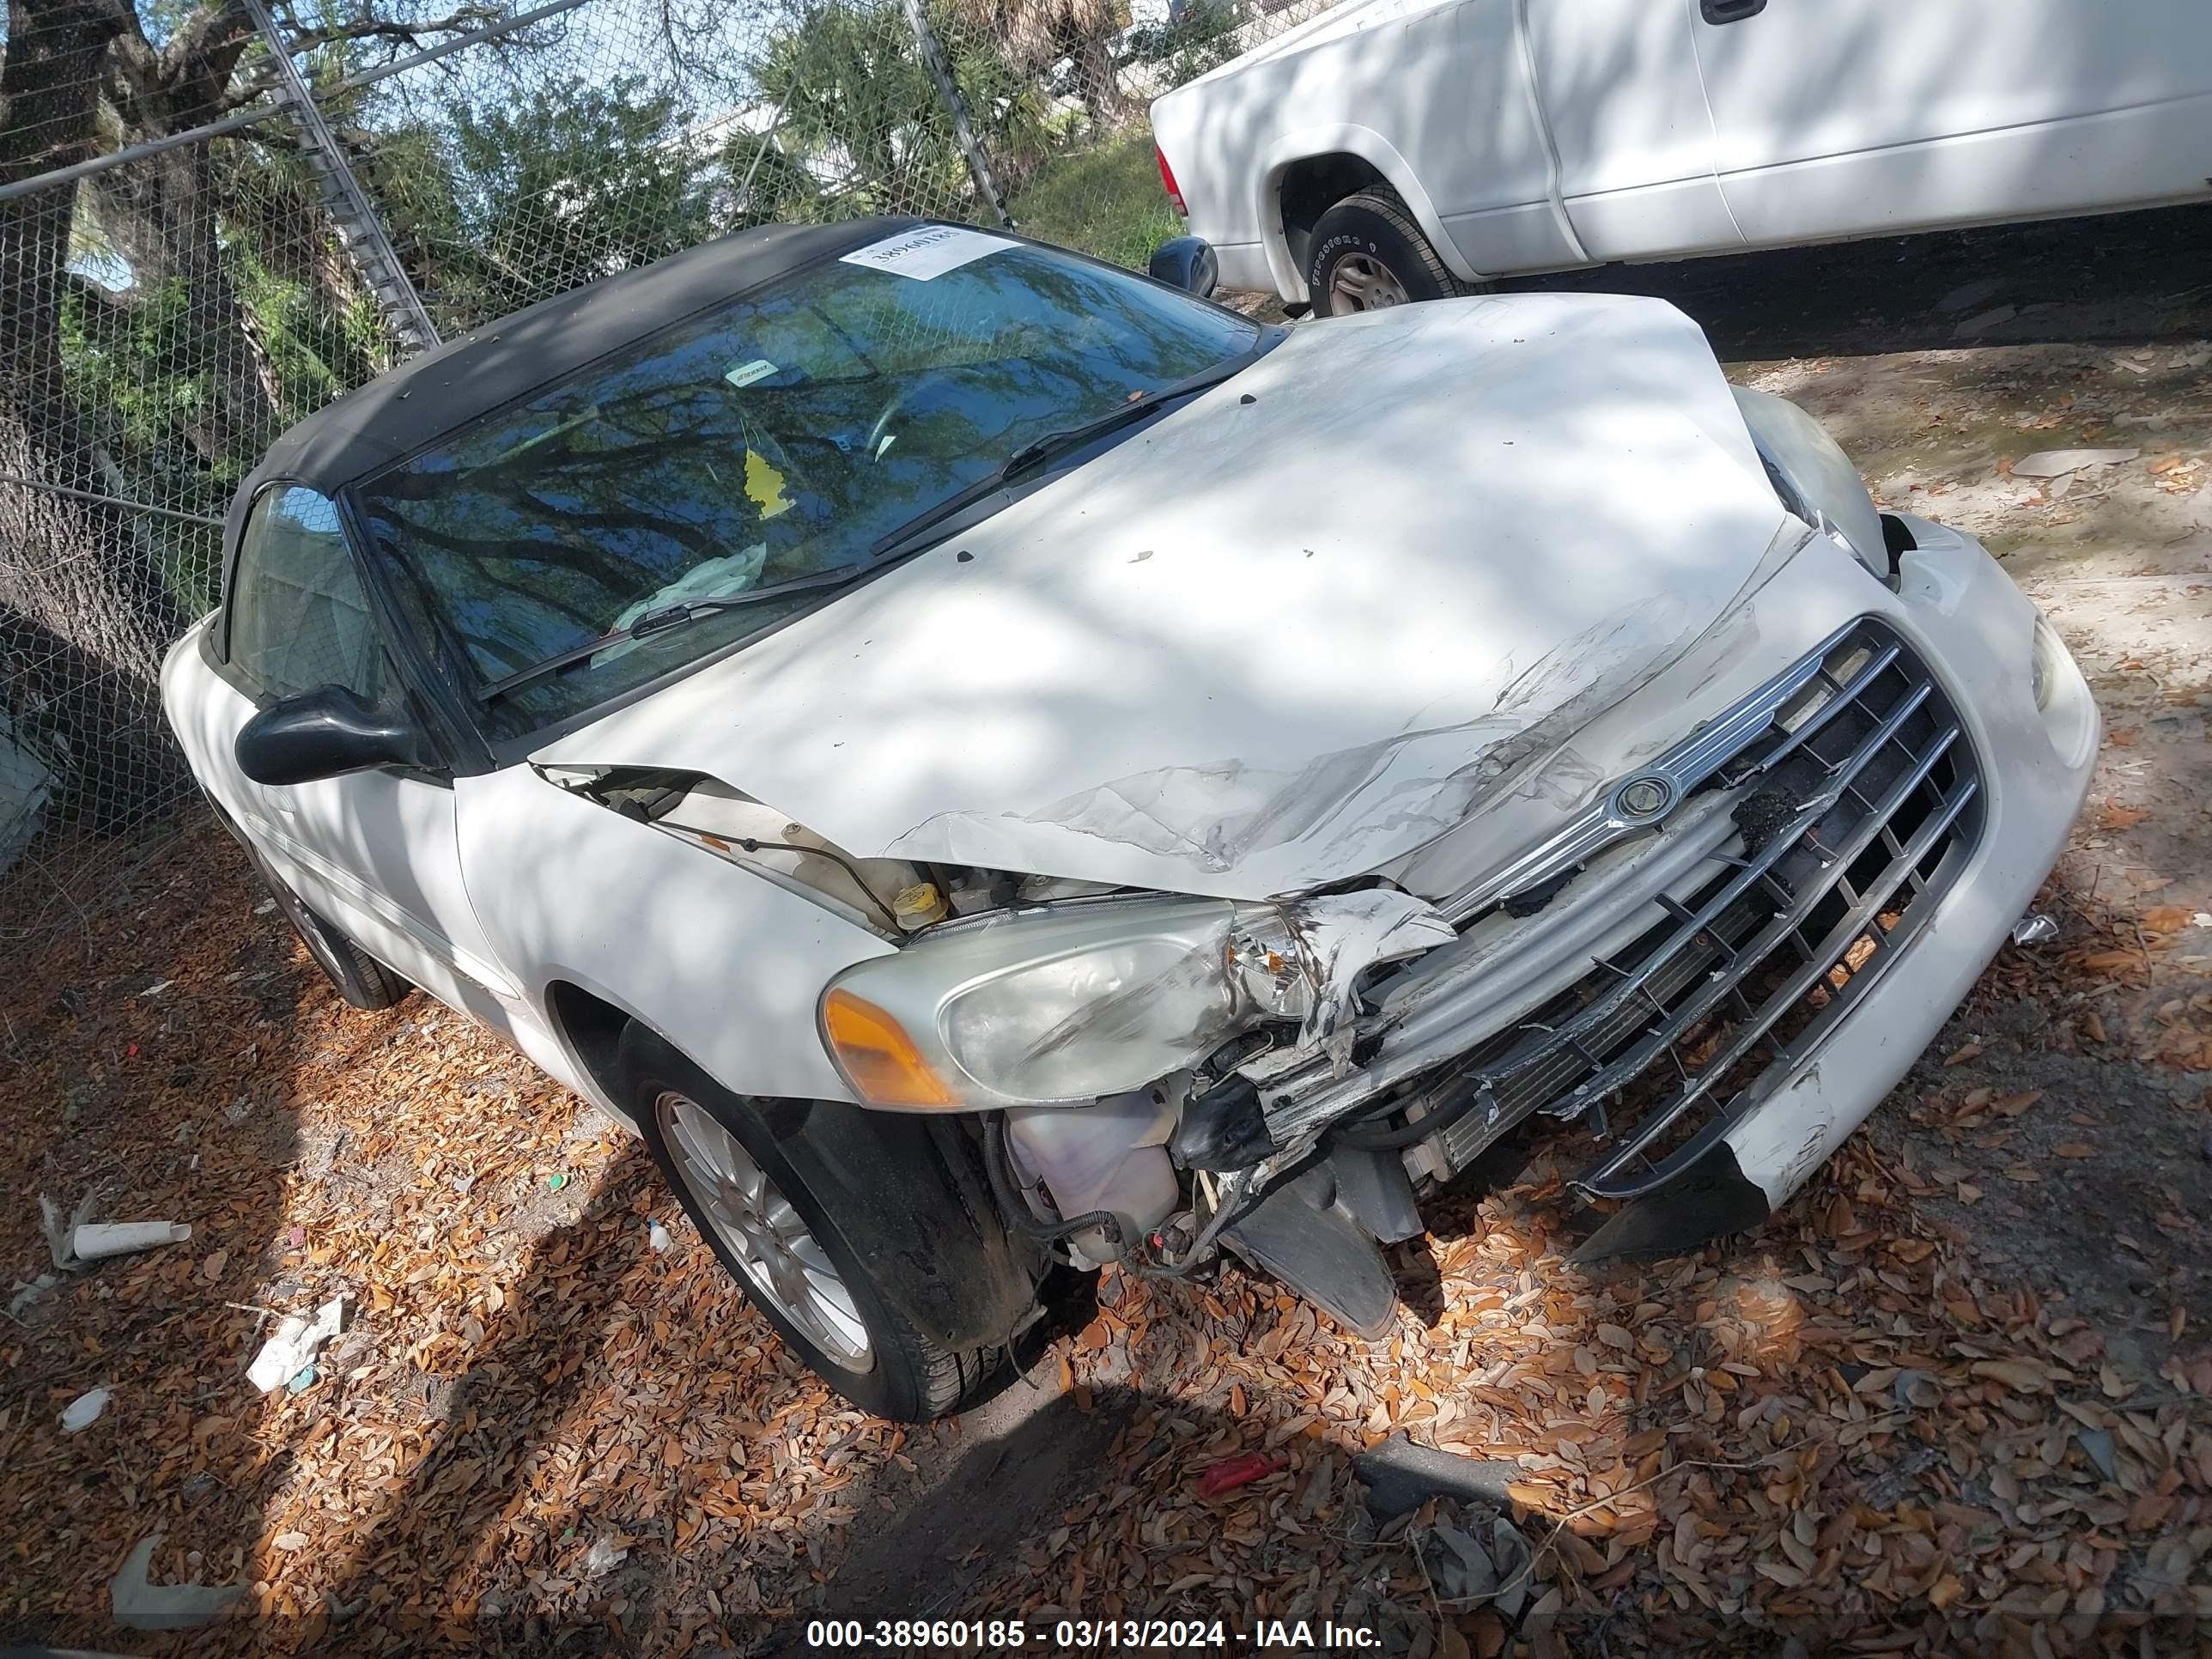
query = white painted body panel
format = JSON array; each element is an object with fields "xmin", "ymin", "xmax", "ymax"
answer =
[
  {"xmin": 532, "ymin": 294, "xmax": 1788, "ymax": 900},
  {"xmin": 1150, "ymin": 0, "xmax": 2212, "ymax": 301},
  {"xmin": 1711, "ymin": 515, "xmax": 2099, "ymax": 1205},
  {"xmin": 161, "ymin": 623, "xmax": 523, "ymax": 1031},
  {"xmin": 453, "ymin": 763, "xmax": 893, "ymax": 1119},
  {"xmin": 1517, "ymin": 0, "xmax": 1735, "ymax": 265},
  {"xmin": 1691, "ymin": 0, "xmax": 2212, "ymax": 248},
  {"xmin": 157, "ymin": 289, "xmax": 2094, "ymax": 1242}
]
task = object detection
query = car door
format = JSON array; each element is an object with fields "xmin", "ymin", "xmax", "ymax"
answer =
[
  {"xmin": 216, "ymin": 483, "xmax": 521, "ymax": 1026},
  {"xmin": 1688, "ymin": 0, "xmax": 2212, "ymax": 248},
  {"xmin": 1522, "ymin": 0, "xmax": 1741, "ymax": 264}
]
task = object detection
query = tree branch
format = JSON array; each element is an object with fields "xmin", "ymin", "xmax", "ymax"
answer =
[
  {"xmin": 158, "ymin": 0, "xmax": 252, "ymax": 83},
  {"xmin": 279, "ymin": 3, "xmax": 512, "ymax": 55}
]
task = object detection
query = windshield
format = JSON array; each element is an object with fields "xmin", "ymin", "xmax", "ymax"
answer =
[{"xmin": 354, "ymin": 228, "xmax": 1263, "ymax": 739}]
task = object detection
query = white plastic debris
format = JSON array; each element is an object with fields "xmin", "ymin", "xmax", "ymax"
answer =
[
  {"xmin": 246, "ymin": 1295, "xmax": 349, "ymax": 1393},
  {"xmin": 41, "ymin": 1189, "xmax": 100, "ymax": 1267},
  {"xmin": 583, "ymin": 1535, "xmax": 629, "ymax": 1577},
  {"xmin": 61, "ymin": 1386, "xmax": 113, "ymax": 1432},
  {"xmin": 648, "ymin": 1219, "xmax": 672, "ymax": 1253},
  {"xmin": 71, "ymin": 1220, "xmax": 191, "ymax": 1261},
  {"xmin": 111, "ymin": 1533, "xmax": 243, "ymax": 1631},
  {"xmin": 2010, "ymin": 447, "xmax": 2140, "ymax": 478}
]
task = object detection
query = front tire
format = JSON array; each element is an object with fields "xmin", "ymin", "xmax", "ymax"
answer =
[
  {"xmin": 622, "ymin": 1024, "xmax": 1012, "ymax": 1420},
  {"xmin": 1305, "ymin": 189, "xmax": 1469, "ymax": 317}
]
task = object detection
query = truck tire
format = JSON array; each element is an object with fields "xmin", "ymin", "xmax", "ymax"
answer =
[
  {"xmin": 248, "ymin": 847, "xmax": 410, "ymax": 1010},
  {"xmin": 622, "ymin": 1023, "xmax": 1020, "ymax": 1420},
  {"xmin": 1305, "ymin": 190, "xmax": 1468, "ymax": 316}
]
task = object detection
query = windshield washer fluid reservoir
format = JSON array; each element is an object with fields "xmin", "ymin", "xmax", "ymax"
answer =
[{"xmin": 1005, "ymin": 1092, "xmax": 1177, "ymax": 1262}]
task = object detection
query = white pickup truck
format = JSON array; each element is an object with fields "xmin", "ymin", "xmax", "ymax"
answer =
[{"xmin": 1150, "ymin": 0, "xmax": 2212, "ymax": 314}]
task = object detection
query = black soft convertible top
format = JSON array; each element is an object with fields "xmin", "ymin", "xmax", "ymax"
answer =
[{"xmin": 225, "ymin": 216, "xmax": 916, "ymax": 547}]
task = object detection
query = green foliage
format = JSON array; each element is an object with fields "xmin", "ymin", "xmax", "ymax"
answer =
[
  {"xmin": 1121, "ymin": 0, "xmax": 1245, "ymax": 90},
  {"xmin": 743, "ymin": 0, "xmax": 1052, "ymax": 224},
  {"xmin": 1008, "ymin": 125, "xmax": 1182, "ymax": 269},
  {"xmin": 55, "ymin": 277, "xmax": 234, "ymax": 611},
  {"xmin": 59, "ymin": 280, "xmax": 205, "ymax": 472},
  {"xmin": 30, "ymin": 0, "xmax": 1211, "ymax": 639},
  {"xmin": 445, "ymin": 75, "xmax": 725, "ymax": 323}
]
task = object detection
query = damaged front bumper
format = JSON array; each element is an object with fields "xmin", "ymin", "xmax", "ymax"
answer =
[{"xmin": 1231, "ymin": 514, "xmax": 2098, "ymax": 1246}]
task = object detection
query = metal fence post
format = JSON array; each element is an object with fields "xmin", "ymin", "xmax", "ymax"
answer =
[
  {"xmin": 242, "ymin": 0, "xmax": 441, "ymax": 354},
  {"xmin": 893, "ymin": 0, "xmax": 1014, "ymax": 228}
]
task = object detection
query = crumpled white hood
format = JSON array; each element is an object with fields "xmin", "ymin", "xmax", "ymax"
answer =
[{"xmin": 532, "ymin": 293, "xmax": 1790, "ymax": 901}]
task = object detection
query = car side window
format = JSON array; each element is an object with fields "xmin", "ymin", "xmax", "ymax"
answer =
[{"xmin": 228, "ymin": 485, "xmax": 384, "ymax": 703}]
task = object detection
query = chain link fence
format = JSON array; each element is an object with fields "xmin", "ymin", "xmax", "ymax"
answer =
[{"xmin": 0, "ymin": 0, "xmax": 1331, "ymax": 937}]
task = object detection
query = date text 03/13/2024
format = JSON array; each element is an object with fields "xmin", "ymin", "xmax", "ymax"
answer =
[{"xmin": 802, "ymin": 1618, "xmax": 1384, "ymax": 1650}]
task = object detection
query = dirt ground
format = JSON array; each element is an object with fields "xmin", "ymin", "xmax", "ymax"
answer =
[{"xmin": 7, "ymin": 205, "xmax": 2212, "ymax": 1657}]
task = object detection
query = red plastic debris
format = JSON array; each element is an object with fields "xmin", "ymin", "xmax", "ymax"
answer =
[{"xmin": 1198, "ymin": 1451, "xmax": 1283, "ymax": 1498}]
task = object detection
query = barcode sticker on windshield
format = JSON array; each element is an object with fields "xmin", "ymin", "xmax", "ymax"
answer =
[{"xmin": 838, "ymin": 226, "xmax": 1017, "ymax": 281}]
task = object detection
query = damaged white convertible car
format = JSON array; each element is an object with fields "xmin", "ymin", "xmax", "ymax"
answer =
[{"xmin": 164, "ymin": 219, "xmax": 2097, "ymax": 1419}]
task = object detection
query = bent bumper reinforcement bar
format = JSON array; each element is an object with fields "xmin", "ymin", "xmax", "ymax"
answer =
[{"xmin": 1269, "ymin": 618, "xmax": 1986, "ymax": 1203}]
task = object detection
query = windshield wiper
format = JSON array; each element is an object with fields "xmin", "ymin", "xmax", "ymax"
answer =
[
  {"xmin": 478, "ymin": 559, "xmax": 896, "ymax": 704},
  {"xmin": 1000, "ymin": 365, "xmax": 1244, "ymax": 478}
]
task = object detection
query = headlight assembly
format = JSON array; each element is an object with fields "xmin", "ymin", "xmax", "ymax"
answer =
[{"xmin": 819, "ymin": 897, "xmax": 1310, "ymax": 1109}]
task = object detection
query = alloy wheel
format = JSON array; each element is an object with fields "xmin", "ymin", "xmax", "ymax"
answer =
[
  {"xmin": 1328, "ymin": 252, "xmax": 1410, "ymax": 312},
  {"xmin": 657, "ymin": 1091, "xmax": 874, "ymax": 1369}
]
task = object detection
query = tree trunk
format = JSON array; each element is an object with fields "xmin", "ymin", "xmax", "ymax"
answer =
[
  {"xmin": 1, "ymin": 0, "xmax": 191, "ymax": 833},
  {"xmin": 89, "ymin": 143, "xmax": 282, "ymax": 459},
  {"xmin": 87, "ymin": 0, "xmax": 282, "ymax": 462},
  {"xmin": 218, "ymin": 138, "xmax": 379, "ymax": 362},
  {"xmin": 1066, "ymin": 28, "xmax": 1128, "ymax": 128}
]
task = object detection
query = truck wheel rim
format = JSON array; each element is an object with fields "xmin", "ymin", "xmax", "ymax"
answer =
[
  {"xmin": 658, "ymin": 1091, "xmax": 874, "ymax": 1369},
  {"xmin": 1330, "ymin": 252, "xmax": 1408, "ymax": 312}
]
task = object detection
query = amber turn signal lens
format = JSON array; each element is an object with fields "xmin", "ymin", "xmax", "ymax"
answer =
[{"xmin": 820, "ymin": 988, "xmax": 959, "ymax": 1107}]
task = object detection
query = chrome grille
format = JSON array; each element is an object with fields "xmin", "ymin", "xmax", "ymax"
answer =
[{"xmin": 1425, "ymin": 619, "xmax": 1984, "ymax": 1200}]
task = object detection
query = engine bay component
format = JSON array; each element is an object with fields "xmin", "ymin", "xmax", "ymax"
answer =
[
  {"xmin": 982, "ymin": 1116, "xmax": 1126, "ymax": 1254},
  {"xmin": 1003, "ymin": 1094, "xmax": 1178, "ymax": 1261},
  {"xmin": 893, "ymin": 882, "xmax": 949, "ymax": 928},
  {"xmin": 544, "ymin": 766, "xmax": 927, "ymax": 934},
  {"xmin": 1169, "ymin": 1076, "xmax": 1278, "ymax": 1172},
  {"xmin": 1220, "ymin": 1162, "xmax": 1396, "ymax": 1339}
]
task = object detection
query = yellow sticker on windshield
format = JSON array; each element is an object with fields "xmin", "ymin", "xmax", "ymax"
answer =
[{"xmin": 744, "ymin": 448, "xmax": 793, "ymax": 520}]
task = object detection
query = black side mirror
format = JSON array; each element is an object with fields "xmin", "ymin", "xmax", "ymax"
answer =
[
  {"xmin": 235, "ymin": 684, "xmax": 429, "ymax": 787},
  {"xmin": 1148, "ymin": 235, "xmax": 1218, "ymax": 299}
]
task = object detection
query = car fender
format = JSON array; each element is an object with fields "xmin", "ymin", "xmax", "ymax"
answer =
[
  {"xmin": 461, "ymin": 772, "xmax": 1041, "ymax": 1347},
  {"xmin": 453, "ymin": 763, "xmax": 894, "ymax": 1116},
  {"xmin": 1257, "ymin": 124, "xmax": 1481, "ymax": 299}
]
